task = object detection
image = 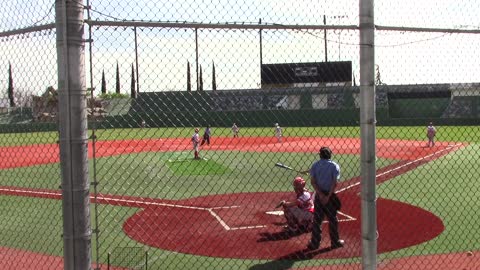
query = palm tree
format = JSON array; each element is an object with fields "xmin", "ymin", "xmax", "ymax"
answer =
[
  {"xmin": 130, "ymin": 63, "xmax": 136, "ymax": 98},
  {"xmin": 199, "ymin": 65, "xmax": 203, "ymax": 91},
  {"xmin": 7, "ymin": 62, "xmax": 15, "ymax": 107},
  {"xmin": 212, "ymin": 61, "xmax": 217, "ymax": 91},
  {"xmin": 187, "ymin": 61, "xmax": 192, "ymax": 92},
  {"xmin": 101, "ymin": 69, "xmax": 107, "ymax": 94},
  {"xmin": 115, "ymin": 62, "xmax": 120, "ymax": 94}
]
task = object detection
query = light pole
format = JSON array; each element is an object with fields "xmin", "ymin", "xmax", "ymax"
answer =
[{"xmin": 324, "ymin": 15, "xmax": 327, "ymax": 62}]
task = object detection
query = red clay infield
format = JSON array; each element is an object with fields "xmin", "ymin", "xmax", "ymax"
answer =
[
  {"xmin": 123, "ymin": 192, "xmax": 444, "ymax": 259},
  {"xmin": 0, "ymin": 136, "xmax": 467, "ymax": 264}
]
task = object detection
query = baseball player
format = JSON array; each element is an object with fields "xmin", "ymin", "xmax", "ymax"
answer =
[
  {"xmin": 426, "ymin": 122, "xmax": 437, "ymax": 147},
  {"xmin": 232, "ymin": 123, "xmax": 239, "ymax": 138},
  {"xmin": 274, "ymin": 123, "xmax": 283, "ymax": 143},
  {"xmin": 201, "ymin": 125, "xmax": 211, "ymax": 146},
  {"xmin": 276, "ymin": 176, "xmax": 314, "ymax": 233},
  {"xmin": 192, "ymin": 128, "xmax": 201, "ymax": 160}
]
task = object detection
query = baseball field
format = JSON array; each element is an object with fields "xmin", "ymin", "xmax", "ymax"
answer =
[{"xmin": 0, "ymin": 126, "xmax": 479, "ymax": 269}]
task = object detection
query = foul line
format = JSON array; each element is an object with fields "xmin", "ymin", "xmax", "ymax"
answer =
[
  {"xmin": 0, "ymin": 187, "xmax": 61, "ymax": 198},
  {"xmin": 0, "ymin": 187, "xmax": 243, "ymax": 231},
  {"xmin": 337, "ymin": 143, "xmax": 463, "ymax": 193},
  {"xmin": 98, "ymin": 195, "xmax": 247, "ymax": 230}
]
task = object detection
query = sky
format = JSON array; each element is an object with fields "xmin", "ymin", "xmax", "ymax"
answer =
[{"xmin": 1, "ymin": 0, "xmax": 480, "ymax": 96}]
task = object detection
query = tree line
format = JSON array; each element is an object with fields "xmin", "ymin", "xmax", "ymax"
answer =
[{"xmin": 5, "ymin": 60, "xmax": 219, "ymax": 107}]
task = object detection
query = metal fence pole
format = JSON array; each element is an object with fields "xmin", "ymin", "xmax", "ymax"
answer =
[
  {"xmin": 145, "ymin": 251, "xmax": 148, "ymax": 270},
  {"xmin": 55, "ymin": 0, "xmax": 92, "ymax": 269},
  {"xmin": 134, "ymin": 26, "xmax": 140, "ymax": 93},
  {"xmin": 359, "ymin": 0, "xmax": 377, "ymax": 269}
]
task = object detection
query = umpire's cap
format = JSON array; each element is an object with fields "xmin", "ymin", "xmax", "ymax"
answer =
[{"xmin": 319, "ymin": 146, "xmax": 332, "ymax": 160}]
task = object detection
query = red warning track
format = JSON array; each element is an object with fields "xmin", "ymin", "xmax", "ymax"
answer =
[{"xmin": 0, "ymin": 137, "xmax": 466, "ymax": 262}]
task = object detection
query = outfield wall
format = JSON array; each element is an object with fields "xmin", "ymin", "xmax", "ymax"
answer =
[
  {"xmin": 2, "ymin": 108, "xmax": 479, "ymax": 134},
  {"xmin": 97, "ymin": 108, "xmax": 479, "ymax": 129},
  {"xmin": 1, "ymin": 84, "xmax": 480, "ymax": 133}
]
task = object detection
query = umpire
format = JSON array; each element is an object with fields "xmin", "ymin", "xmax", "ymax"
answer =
[{"xmin": 307, "ymin": 146, "xmax": 345, "ymax": 250}]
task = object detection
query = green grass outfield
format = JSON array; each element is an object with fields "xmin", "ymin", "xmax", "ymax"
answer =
[
  {"xmin": 0, "ymin": 125, "xmax": 479, "ymax": 147},
  {"xmin": 0, "ymin": 126, "xmax": 479, "ymax": 269}
]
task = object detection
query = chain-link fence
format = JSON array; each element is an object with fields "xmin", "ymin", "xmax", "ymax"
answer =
[{"xmin": 1, "ymin": 0, "xmax": 479, "ymax": 269}]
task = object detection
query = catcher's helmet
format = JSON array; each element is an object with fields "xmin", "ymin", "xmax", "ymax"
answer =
[{"xmin": 293, "ymin": 176, "xmax": 306, "ymax": 190}]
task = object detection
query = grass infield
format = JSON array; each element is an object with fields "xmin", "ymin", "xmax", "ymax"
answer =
[{"xmin": 166, "ymin": 155, "xmax": 232, "ymax": 176}]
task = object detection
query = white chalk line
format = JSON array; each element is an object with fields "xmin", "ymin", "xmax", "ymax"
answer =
[
  {"xmin": 265, "ymin": 210, "xmax": 355, "ymax": 223},
  {"xmin": 207, "ymin": 208, "xmax": 266, "ymax": 230},
  {"xmin": 98, "ymin": 196, "xmax": 246, "ymax": 230},
  {"xmin": 1, "ymin": 186, "xmax": 241, "ymax": 231},
  {"xmin": 208, "ymin": 209, "xmax": 232, "ymax": 230},
  {"xmin": 97, "ymin": 196, "xmax": 261, "ymax": 231},
  {"xmin": 338, "ymin": 210, "xmax": 356, "ymax": 222},
  {"xmin": 337, "ymin": 143, "xmax": 462, "ymax": 193},
  {"xmin": 0, "ymin": 187, "xmax": 61, "ymax": 198}
]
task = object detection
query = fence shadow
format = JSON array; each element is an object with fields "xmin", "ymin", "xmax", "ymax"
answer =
[{"xmin": 249, "ymin": 247, "xmax": 333, "ymax": 270}]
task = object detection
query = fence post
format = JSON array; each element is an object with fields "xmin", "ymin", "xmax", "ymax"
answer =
[
  {"xmin": 359, "ymin": 0, "xmax": 377, "ymax": 269},
  {"xmin": 145, "ymin": 251, "xmax": 148, "ymax": 270},
  {"xmin": 55, "ymin": 0, "xmax": 91, "ymax": 269}
]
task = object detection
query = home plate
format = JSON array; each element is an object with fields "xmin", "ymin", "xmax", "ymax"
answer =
[{"xmin": 266, "ymin": 210, "xmax": 284, "ymax": 216}]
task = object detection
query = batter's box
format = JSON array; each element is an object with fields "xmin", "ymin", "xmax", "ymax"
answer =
[
  {"xmin": 264, "ymin": 210, "xmax": 356, "ymax": 223},
  {"xmin": 211, "ymin": 205, "xmax": 356, "ymax": 231}
]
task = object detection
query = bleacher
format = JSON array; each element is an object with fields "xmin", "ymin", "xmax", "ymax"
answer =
[
  {"xmin": 0, "ymin": 107, "xmax": 33, "ymax": 124},
  {"xmin": 442, "ymin": 96, "xmax": 480, "ymax": 118}
]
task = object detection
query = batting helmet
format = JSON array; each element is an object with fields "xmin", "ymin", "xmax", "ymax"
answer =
[{"xmin": 293, "ymin": 176, "xmax": 306, "ymax": 190}]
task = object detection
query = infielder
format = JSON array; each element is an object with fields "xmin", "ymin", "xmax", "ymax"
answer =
[
  {"xmin": 201, "ymin": 125, "xmax": 211, "ymax": 146},
  {"xmin": 232, "ymin": 123, "xmax": 239, "ymax": 138},
  {"xmin": 192, "ymin": 128, "xmax": 201, "ymax": 160},
  {"xmin": 426, "ymin": 122, "xmax": 436, "ymax": 147},
  {"xmin": 276, "ymin": 176, "xmax": 314, "ymax": 233},
  {"xmin": 274, "ymin": 123, "xmax": 283, "ymax": 143}
]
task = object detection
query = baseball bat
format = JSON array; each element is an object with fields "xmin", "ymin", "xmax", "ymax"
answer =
[
  {"xmin": 275, "ymin": 200, "xmax": 286, "ymax": 208},
  {"xmin": 274, "ymin": 162, "xmax": 308, "ymax": 175}
]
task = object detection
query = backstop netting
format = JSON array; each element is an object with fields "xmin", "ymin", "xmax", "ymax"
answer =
[{"xmin": 0, "ymin": 1, "xmax": 479, "ymax": 269}]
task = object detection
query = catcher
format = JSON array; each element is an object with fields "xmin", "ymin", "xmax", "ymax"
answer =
[{"xmin": 276, "ymin": 176, "xmax": 314, "ymax": 233}]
